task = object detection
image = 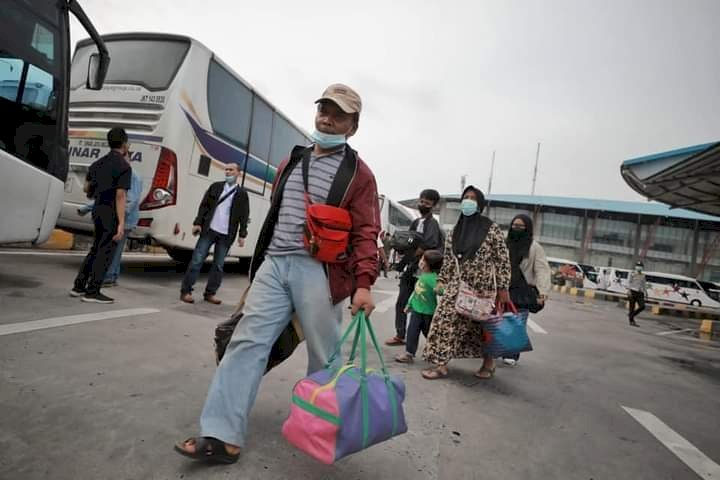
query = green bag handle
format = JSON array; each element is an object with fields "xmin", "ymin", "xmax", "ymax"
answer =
[
  {"xmin": 323, "ymin": 310, "xmax": 400, "ymax": 447},
  {"xmin": 325, "ymin": 311, "xmax": 389, "ymax": 376},
  {"xmin": 361, "ymin": 310, "xmax": 400, "ymax": 436},
  {"xmin": 324, "ymin": 312, "xmax": 362, "ymax": 369}
]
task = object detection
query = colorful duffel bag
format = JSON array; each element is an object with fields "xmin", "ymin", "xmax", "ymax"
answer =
[
  {"xmin": 482, "ymin": 303, "xmax": 533, "ymax": 358},
  {"xmin": 282, "ymin": 311, "xmax": 408, "ymax": 464}
]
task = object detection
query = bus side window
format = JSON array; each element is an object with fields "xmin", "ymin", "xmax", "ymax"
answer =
[
  {"xmin": 197, "ymin": 155, "xmax": 210, "ymax": 176},
  {"xmin": 207, "ymin": 60, "xmax": 252, "ymax": 149}
]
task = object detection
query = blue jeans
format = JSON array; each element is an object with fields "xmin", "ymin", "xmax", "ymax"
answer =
[
  {"xmin": 406, "ymin": 311, "xmax": 432, "ymax": 356},
  {"xmin": 199, "ymin": 254, "xmax": 343, "ymax": 447},
  {"xmin": 104, "ymin": 231, "xmax": 129, "ymax": 283},
  {"xmin": 180, "ymin": 230, "xmax": 230, "ymax": 296}
]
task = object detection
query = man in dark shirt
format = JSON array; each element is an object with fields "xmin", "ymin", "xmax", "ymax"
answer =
[
  {"xmin": 70, "ymin": 127, "xmax": 132, "ymax": 304},
  {"xmin": 387, "ymin": 188, "xmax": 444, "ymax": 346}
]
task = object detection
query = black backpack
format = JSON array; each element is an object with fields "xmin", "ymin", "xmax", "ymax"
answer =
[{"xmin": 390, "ymin": 230, "xmax": 423, "ymax": 253}]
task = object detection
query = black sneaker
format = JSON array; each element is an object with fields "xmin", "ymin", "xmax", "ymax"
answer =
[
  {"xmin": 69, "ymin": 288, "xmax": 86, "ymax": 297},
  {"xmin": 82, "ymin": 292, "xmax": 114, "ymax": 304}
]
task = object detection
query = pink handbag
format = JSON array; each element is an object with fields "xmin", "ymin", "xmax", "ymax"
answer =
[{"xmin": 453, "ymin": 255, "xmax": 496, "ymax": 321}]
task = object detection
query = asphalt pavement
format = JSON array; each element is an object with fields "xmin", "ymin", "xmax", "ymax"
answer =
[{"xmin": 1, "ymin": 249, "xmax": 719, "ymax": 480}]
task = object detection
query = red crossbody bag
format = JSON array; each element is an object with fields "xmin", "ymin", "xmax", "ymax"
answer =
[{"xmin": 298, "ymin": 146, "xmax": 357, "ymax": 263}]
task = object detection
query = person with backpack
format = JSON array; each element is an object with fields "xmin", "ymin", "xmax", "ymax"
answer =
[
  {"xmin": 503, "ymin": 214, "xmax": 551, "ymax": 366},
  {"xmin": 180, "ymin": 162, "xmax": 250, "ymax": 304},
  {"xmin": 386, "ymin": 189, "xmax": 444, "ymax": 346},
  {"xmin": 174, "ymin": 84, "xmax": 380, "ymax": 464}
]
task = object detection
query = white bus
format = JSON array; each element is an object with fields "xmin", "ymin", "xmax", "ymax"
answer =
[
  {"xmin": 378, "ymin": 194, "xmax": 417, "ymax": 236},
  {"xmin": 644, "ymin": 272, "xmax": 720, "ymax": 309},
  {"xmin": 699, "ymin": 280, "xmax": 720, "ymax": 303},
  {"xmin": 58, "ymin": 32, "xmax": 314, "ymax": 262},
  {"xmin": 594, "ymin": 267, "xmax": 632, "ymax": 294},
  {"xmin": 0, "ymin": 0, "xmax": 108, "ymax": 245},
  {"xmin": 546, "ymin": 257, "xmax": 584, "ymax": 287}
]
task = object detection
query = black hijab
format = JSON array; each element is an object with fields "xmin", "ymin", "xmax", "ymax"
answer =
[
  {"xmin": 507, "ymin": 214, "xmax": 534, "ymax": 267},
  {"xmin": 452, "ymin": 185, "xmax": 492, "ymax": 261}
]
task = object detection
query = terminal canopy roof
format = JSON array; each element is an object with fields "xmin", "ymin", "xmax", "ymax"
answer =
[{"xmin": 621, "ymin": 142, "xmax": 720, "ymax": 217}]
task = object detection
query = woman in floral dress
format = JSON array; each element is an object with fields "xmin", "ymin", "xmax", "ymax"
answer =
[{"xmin": 422, "ymin": 185, "xmax": 512, "ymax": 380}]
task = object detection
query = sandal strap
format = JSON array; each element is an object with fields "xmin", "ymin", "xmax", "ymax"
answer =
[{"xmin": 180, "ymin": 436, "xmax": 229, "ymax": 459}]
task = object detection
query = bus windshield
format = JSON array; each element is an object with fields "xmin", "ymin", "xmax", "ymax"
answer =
[
  {"xmin": 71, "ymin": 38, "xmax": 189, "ymax": 91},
  {"xmin": 0, "ymin": 0, "xmax": 61, "ymax": 178}
]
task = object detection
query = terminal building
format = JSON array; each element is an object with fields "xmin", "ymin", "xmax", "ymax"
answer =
[{"xmin": 401, "ymin": 193, "xmax": 720, "ymax": 282}]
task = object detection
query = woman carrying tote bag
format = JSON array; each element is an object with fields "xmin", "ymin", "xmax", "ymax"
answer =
[
  {"xmin": 503, "ymin": 214, "xmax": 551, "ymax": 366},
  {"xmin": 421, "ymin": 186, "xmax": 512, "ymax": 380}
]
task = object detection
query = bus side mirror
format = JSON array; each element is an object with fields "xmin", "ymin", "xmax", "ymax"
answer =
[{"xmin": 87, "ymin": 53, "xmax": 109, "ymax": 90}]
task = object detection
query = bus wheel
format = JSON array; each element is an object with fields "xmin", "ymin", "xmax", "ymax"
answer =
[
  {"xmin": 166, "ymin": 247, "xmax": 193, "ymax": 264},
  {"xmin": 690, "ymin": 299, "xmax": 702, "ymax": 307}
]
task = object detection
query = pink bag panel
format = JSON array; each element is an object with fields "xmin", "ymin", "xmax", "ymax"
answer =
[{"xmin": 281, "ymin": 378, "xmax": 341, "ymax": 465}]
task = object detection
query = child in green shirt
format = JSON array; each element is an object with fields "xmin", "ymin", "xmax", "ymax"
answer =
[{"xmin": 395, "ymin": 250, "xmax": 443, "ymax": 363}]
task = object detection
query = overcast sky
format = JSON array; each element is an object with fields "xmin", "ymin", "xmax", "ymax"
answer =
[{"xmin": 70, "ymin": 0, "xmax": 720, "ymax": 203}]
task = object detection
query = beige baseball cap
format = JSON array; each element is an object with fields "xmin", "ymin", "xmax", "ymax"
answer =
[{"xmin": 315, "ymin": 84, "xmax": 362, "ymax": 114}]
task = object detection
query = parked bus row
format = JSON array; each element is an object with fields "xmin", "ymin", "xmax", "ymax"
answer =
[
  {"xmin": 56, "ymin": 32, "xmax": 415, "ymax": 262},
  {"xmin": 547, "ymin": 257, "xmax": 720, "ymax": 309}
]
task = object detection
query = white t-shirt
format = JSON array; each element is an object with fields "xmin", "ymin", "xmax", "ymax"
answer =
[{"xmin": 209, "ymin": 183, "xmax": 237, "ymax": 235}]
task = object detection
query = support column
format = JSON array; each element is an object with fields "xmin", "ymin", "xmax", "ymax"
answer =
[
  {"xmin": 578, "ymin": 211, "xmax": 589, "ymax": 263},
  {"xmin": 689, "ymin": 220, "xmax": 700, "ymax": 277},
  {"xmin": 633, "ymin": 215, "xmax": 642, "ymax": 263}
]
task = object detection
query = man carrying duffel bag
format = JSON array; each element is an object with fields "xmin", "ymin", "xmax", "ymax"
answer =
[
  {"xmin": 283, "ymin": 311, "xmax": 407, "ymax": 464},
  {"xmin": 174, "ymin": 84, "xmax": 381, "ymax": 464}
]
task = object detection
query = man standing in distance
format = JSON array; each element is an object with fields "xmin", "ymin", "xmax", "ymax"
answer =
[
  {"xmin": 180, "ymin": 163, "xmax": 250, "ymax": 304},
  {"xmin": 70, "ymin": 127, "xmax": 131, "ymax": 304},
  {"xmin": 387, "ymin": 189, "xmax": 443, "ymax": 346},
  {"xmin": 175, "ymin": 84, "xmax": 380, "ymax": 463},
  {"xmin": 627, "ymin": 261, "xmax": 647, "ymax": 327}
]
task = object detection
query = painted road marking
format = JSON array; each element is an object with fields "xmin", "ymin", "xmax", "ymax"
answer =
[
  {"xmin": 373, "ymin": 289, "xmax": 399, "ymax": 295},
  {"xmin": 622, "ymin": 406, "xmax": 720, "ymax": 479},
  {"xmin": 655, "ymin": 328, "xmax": 694, "ymax": 336},
  {"xmin": 0, "ymin": 308, "xmax": 160, "ymax": 336},
  {"xmin": 374, "ymin": 294, "xmax": 398, "ymax": 313},
  {"xmin": 528, "ymin": 318, "xmax": 548, "ymax": 334}
]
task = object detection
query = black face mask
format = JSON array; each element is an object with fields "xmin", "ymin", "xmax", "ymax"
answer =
[
  {"xmin": 418, "ymin": 204, "xmax": 432, "ymax": 215},
  {"xmin": 508, "ymin": 229, "xmax": 529, "ymax": 241}
]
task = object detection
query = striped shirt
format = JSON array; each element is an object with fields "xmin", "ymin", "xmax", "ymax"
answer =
[{"xmin": 267, "ymin": 149, "xmax": 344, "ymax": 255}]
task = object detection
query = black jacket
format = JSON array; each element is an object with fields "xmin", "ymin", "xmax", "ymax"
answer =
[
  {"xmin": 193, "ymin": 182, "xmax": 250, "ymax": 244},
  {"xmin": 398, "ymin": 214, "xmax": 444, "ymax": 280}
]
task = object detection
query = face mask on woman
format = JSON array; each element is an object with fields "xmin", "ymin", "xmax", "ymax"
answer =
[
  {"xmin": 460, "ymin": 199, "xmax": 477, "ymax": 216},
  {"xmin": 508, "ymin": 229, "xmax": 529, "ymax": 241}
]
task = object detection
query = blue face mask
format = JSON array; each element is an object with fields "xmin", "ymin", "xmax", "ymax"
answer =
[
  {"xmin": 225, "ymin": 175, "xmax": 237, "ymax": 185},
  {"xmin": 461, "ymin": 199, "xmax": 478, "ymax": 216},
  {"xmin": 311, "ymin": 129, "xmax": 347, "ymax": 149}
]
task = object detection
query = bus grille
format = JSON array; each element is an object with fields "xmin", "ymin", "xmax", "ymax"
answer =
[{"xmin": 69, "ymin": 101, "xmax": 164, "ymax": 133}]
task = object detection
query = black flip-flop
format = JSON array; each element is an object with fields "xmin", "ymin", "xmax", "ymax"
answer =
[{"xmin": 174, "ymin": 437, "xmax": 240, "ymax": 464}]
